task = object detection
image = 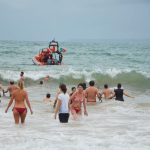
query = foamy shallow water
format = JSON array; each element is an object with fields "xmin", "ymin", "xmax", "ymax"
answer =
[{"xmin": 0, "ymin": 86, "xmax": 150, "ymax": 150}]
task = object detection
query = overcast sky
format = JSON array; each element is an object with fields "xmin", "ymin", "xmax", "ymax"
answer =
[{"xmin": 0, "ymin": 0, "xmax": 150, "ymax": 41}]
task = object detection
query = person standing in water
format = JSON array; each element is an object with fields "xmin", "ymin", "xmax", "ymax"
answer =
[
  {"xmin": 101, "ymin": 84, "xmax": 113, "ymax": 100},
  {"xmin": 70, "ymin": 83, "xmax": 88, "ymax": 120},
  {"xmin": 54, "ymin": 84, "xmax": 70, "ymax": 123},
  {"xmin": 0, "ymin": 81, "xmax": 5, "ymax": 97},
  {"xmin": 5, "ymin": 81, "xmax": 33, "ymax": 124},
  {"xmin": 85, "ymin": 81, "xmax": 101, "ymax": 104},
  {"xmin": 110, "ymin": 83, "xmax": 134, "ymax": 101},
  {"xmin": 69, "ymin": 87, "xmax": 76, "ymax": 97},
  {"xmin": 20, "ymin": 71, "xmax": 25, "ymax": 83},
  {"xmin": 4, "ymin": 81, "xmax": 18, "ymax": 97}
]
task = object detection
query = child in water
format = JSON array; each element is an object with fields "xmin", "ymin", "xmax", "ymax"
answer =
[{"xmin": 43, "ymin": 93, "xmax": 53, "ymax": 105}]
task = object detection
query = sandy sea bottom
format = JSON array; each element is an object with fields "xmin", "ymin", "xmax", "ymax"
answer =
[{"xmin": 0, "ymin": 85, "xmax": 150, "ymax": 150}]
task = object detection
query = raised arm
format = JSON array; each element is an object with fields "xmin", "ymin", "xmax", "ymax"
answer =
[
  {"xmin": 5, "ymin": 95, "xmax": 14, "ymax": 113},
  {"xmin": 54, "ymin": 99, "xmax": 61, "ymax": 119},
  {"xmin": 25, "ymin": 91, "xmax": 33, "ymax": 114}
]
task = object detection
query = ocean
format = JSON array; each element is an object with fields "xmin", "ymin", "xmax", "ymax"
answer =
[{"xmin": 0, "ymin": 40, "xmax": 150, "ymax": 150}]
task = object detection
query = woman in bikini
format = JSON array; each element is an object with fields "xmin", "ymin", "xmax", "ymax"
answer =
[
  {"xmin": 5, "ymin": 81, "xmax": 33, "ymax": 124},
  {"xmin": 70, "ymin": 83, "xmax": 88, "ymax": 120}
]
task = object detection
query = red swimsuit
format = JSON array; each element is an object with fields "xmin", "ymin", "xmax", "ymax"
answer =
[{"xmin": 13, "ymin": 107, "xmax": 27, "ymax": 115}]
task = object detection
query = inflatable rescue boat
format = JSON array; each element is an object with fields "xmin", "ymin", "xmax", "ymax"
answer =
[{"xmin": 32, "ymin": 40, "xmax": 66, "ymax": 65}]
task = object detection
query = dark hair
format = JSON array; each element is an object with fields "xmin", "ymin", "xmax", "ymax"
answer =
[
  {"xmin": 71, "ymin": 87, "xmax": 76, "ymax": 91},
  {"xmin": 59, "ymin": 84, "xmax": 67, "ymax": 94},
  {"xmin": 82, "ymin": 82, "xmax": 87, "ymax": 90},
  {"xmin": 46, "ymin": 93, "xmax": 51, "ymax": 98},
  {"xmin": 78, "ymin": 83, "xmax": 84, "ymax": 88},
  {"xmin": 104, "ymin": 84, "xmax": 108, "ymax": 89},
  {"xmin": 20, "ymin": 72, "xmax": 24, "ymax": 76},
  {"xmin": 40, "ymin": 80, "xmax": 43, "ymax": 85},
  {"xmin": 117, "ymin": 83, "xmax": 122, "ymax": 89},
  {"xmin": 89, "ymin": 80, "xmax": 95, "ymax": 86},
  {"xmin": 10, "ymin": 81, "xmax": 14, "ymax": 85}
]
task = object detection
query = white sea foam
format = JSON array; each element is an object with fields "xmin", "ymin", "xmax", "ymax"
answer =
[
  {"xmin": 0, "ymin": 86, "xmax": 150, "ymax": 150},
  {"xmin": 0, "ymin": 68, "xmax": 149, "ymax": 82}
]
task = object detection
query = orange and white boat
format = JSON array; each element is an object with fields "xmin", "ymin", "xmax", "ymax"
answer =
[{"xmin": 32, "ymin": 40, "xmax": 66, "ymax": 65}]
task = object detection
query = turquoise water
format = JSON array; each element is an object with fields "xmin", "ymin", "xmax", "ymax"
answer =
[
  {"xmin": 0, "ymin": 40, "xmax": 150, "ymax": 90},
  {"xmin": 0, "ymin": 40, "xmax": 150, "ymax": 150}
]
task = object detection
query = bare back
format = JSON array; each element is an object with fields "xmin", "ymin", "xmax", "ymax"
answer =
[
  {"xmin": 85, "ymin": 87, "xmax": 99, "ymax": 102},
  {"xmin": 8, "ymin": 85, "xmax": 18, "ymax": 95},
  {"xmin": 102, "ymin": 88, "xmax": 112, "ymax": 99},
  {"xmin": 12, "ymin": 89, "xmax": 27, "ymax": 108}
]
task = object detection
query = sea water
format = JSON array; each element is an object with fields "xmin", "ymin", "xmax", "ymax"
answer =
[{"xmin": 0, "ymin": 40, "xmax": 150, "ymax": 150}]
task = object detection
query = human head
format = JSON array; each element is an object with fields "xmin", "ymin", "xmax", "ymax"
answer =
[
  {"xmin": 71, "ymin": 87, "xmax": 76, "ymax": 92},
  {"xmin": 18, "ymin": 81, "xmax": 24, "ymax": 90},
  {"xmin": 10, "ymin": 80, "xmax": 14, "ymax": 85},
  {"xmin": 104, "ymin": 84, "xmax": 108, "ymax": 89},
  {"xmin": 20, "ymin": 72, "xmax": 24, "ymax": 76},
  {"xmin": 82, "ymin": 82, "xmax": 87, "ymax": 90},
  {"xmin": 117, "ymin": 83, "xmax": 122, "ymax": 89},
  {"xmin": 40, "ymin": 80, "xmax": 43, "ymax": 85},
  {"xmin": 89, "ymin": 80, "xmax": 95, "ymax": 86},
  {"xmin": 59, "ymin": 83, "xmax": 67, "ymax": 94},
  {"xmin": 77, "ymin": 83, "xmax": 84, "ymax": 92},
  {"xmin": 46, "ymin": 93, "xmax": 51, "ymax": 98}
]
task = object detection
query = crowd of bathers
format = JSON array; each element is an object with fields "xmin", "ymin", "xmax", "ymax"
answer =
[{"xmin": 0, "ymin": 72, "xmax": 134, "ymax": 124}]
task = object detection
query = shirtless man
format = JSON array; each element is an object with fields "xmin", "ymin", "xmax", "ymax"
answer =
[
  {"xmin": 4, "ymin": 81, "xmax": 18, "ymax": 97},
  {"xmin": 101, "ymin": 84, "xmax": 113, "ymax": 99},
  {"xmin": 5, "ymin": 81, "xmax": 33, "ymax": 124},
  {"xmin": 85, "ymin": 81, "xmax": 100, "ymax": 104}
]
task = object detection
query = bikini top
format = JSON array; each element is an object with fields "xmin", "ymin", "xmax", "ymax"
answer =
[{"xmin": 73, "ymin": 92, "xmax": 84, "ymax": 103}]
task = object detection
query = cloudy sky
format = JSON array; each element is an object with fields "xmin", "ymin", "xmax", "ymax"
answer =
[{"xmin": 0, "ymin": 0, "xmax": 150, "ymax": 41}]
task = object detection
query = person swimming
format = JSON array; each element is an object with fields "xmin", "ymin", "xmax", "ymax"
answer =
[{"xmin": 43, "ymin": 93, "xmax": 53, "ymax": 105}]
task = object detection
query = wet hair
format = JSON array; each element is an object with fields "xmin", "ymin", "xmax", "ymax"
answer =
[
  {"xmin": 40, "ymin": 80, "xmax": 43, "ymax": 85},
  {"xmin": 104, "ymin": 84, "xmax": 108, "ymax": 89},
  {"xmin": 10, "ymin": 81, "xmax": 14, "ymax": 85},
  {"xmin": 78, "ymin": 83, "xmax": 84, "ymax": 88},
  {"xmin": 46, "ymin": 93, "xmax": 51, "ymax": 98},
  {"xmin": 82, "ymin": 82, "xmax": 87, "ymax": 90},
  {"xmin": 59, "ymin": 84, "xmax": 67, "ymax": 94},
  {"xmin": 71, "ymin": 87, "xmax": 76, "ymax": 91},
  {"xmin": 18, "ymin": 81, "xmax": 24, "ymax": 90},
  {"xmin": 89, "ymin": 80, "xmax": 95, "ymax": 86},
  {"xmin": 117, "ymin": 83, "xmax": 122, "ymax": 89},
  {"xmin": 20, "ymin": 72, "xmax": 24, "ymax": 76}
]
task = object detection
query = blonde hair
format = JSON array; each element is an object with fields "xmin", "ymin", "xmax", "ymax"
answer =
[{"xmin": 18, "ymin": 81, "xmax": 24, "ymax": 90}]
